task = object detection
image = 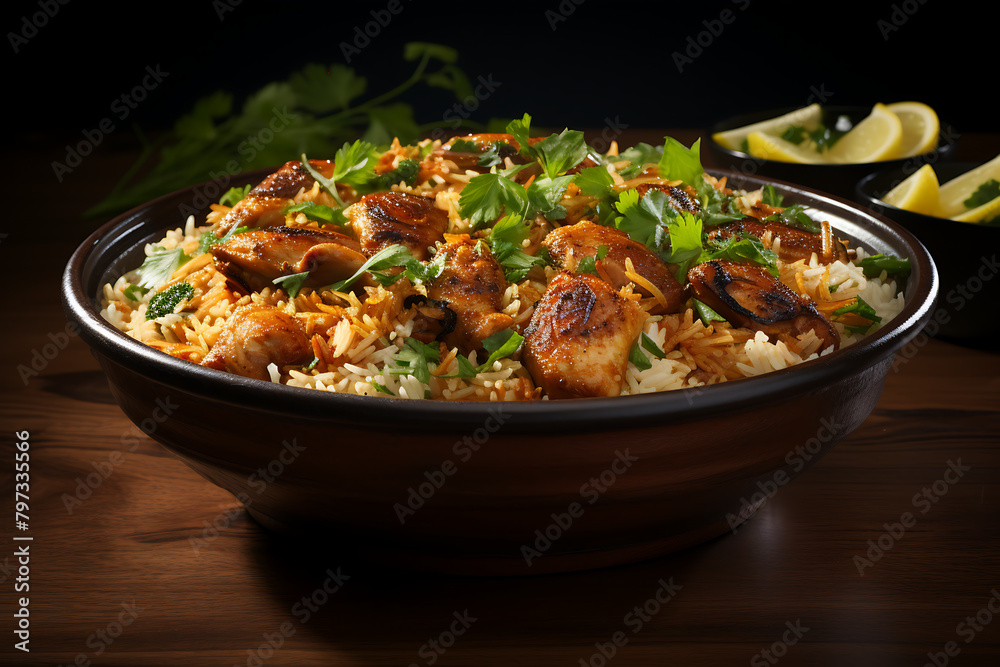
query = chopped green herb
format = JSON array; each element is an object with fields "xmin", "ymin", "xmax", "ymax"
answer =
[
  {"xmin": 370, "ymin": 379, "xmax": 395, "ymax": 395},
  {"xmin": 282, "ymin": 201, "xmax": 348, "ymax": 227},
  {"xmin": 614, "ymin": 142, "xmax": 663, "ymax": 179},
  {"xmin": 573, "ymin": 164, "xmax": 616, "ymax": 200},
  {"xmin": 525, "ymin": 174, "xmax": 573, "ymax": 221},
  {"xmin": 532, "ymin": 127, "xmax": 590, "ymax": 179},
  {"xmin": 145, "ymin": 282, "xmax": 194, "ymax": 320},
  {"xmin": 832, "ymin": 295, "xmax": 882, "ymax": 324},
  {"xmin": 272, "ymin": 271, "xmax": 311, "ymax": 297},
  {"xmin": 219, "ymin": 184, "xmax": 252, "ymax": 207},
  {"xmin": 449, "ymin": 138, "xmax": 480, "ymax": 153},
  {"xmin": 658, "ymin": 137, "xmax": 703, "ymax": 187},
  {"xmin": 479, "ymin": 328, "xmax": 524, "ymax": 370},
  {"xmin": 487, "ymin": 213, "xmax": 545, "ymax": 282},
  {"xmin": 693, "ymin": 298, "xmax": 726, "ymax": 325},
  {"xmin": 763, "ymin": 204, "xmax": 821, "ymax": 234},
  {"xmin": 577, "ymin": 245, "xmax": 609, "ymax": 277},
  {"xmin": 761, "ymin": 184, "xmax": 784, "ymax": 207},
  {"xmin": 122, "ymin": 283, "xmax": 150, "ymax": 302},
  {"xmin": 137, "ymin": 246, "xmax": 193, "ymax": 290},
  {"xmin": 391, "ymin": 337, "xmax": 441, "ymax": 385},
  {"xmin": 964, "ymin": 179, "xmax": 1000, "ymax": 209},
  {"xmin": 663, "ymin": 211, "xmax": 706, "ymax": 283},
  {"xmin": 370, "ymin": 158, "xmax": 420, "ymax": 190},
  {"xmin": 704, "ymin": 235, "xmax": 779, "ymax": 278},
  {"xmin": 458, "ymin": 171, "xmax": 528, "ymax": 229},
  {"xmin": 858, "ymin": 254, "xmax": 911, "ymax": 280},
  {"xmin": 304, "ymin": 356, "xmax": 320, "ymax": 371},
  {"xmin": 628, "ymin": 341, "xmax": 653, "ymax": 371},
  {"xmin": 640, "ymin": 332, "xmax": 666, "ymax": 359}
]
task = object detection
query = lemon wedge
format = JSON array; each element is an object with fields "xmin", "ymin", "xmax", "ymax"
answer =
[
  {"xmin": 881, "ymin": 163, "xmax": 940, "ymax": 216},
  {"xmin": 712, "ymin": 104, "xmax": 823, "ymax": 152},
  {"xmin": 938, "ymin": 153, "xmax": 1000, "ymax": 218},
  {"xmin": 827, "ymin": 103, "xmax": 903, "ymax": 163},
  {"xmin": 886, "ymin": 101, "xmax": 940, "ymax": 158},
  {"xmin": 745, "ymin": 131, "xmax": 824, "ymax": 164},
  {"xmin": 952, "ymin": 196, "xmax": 1000, "ymax": 224}
]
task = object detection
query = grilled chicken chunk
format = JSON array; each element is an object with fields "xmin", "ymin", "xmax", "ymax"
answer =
[
  {"xmin": 210, "ymin": 227, "xmax": 368, "ymax": 293},
  {"xmin": 425, "ymin": 236, "xmax": 514, "ymax": 354},
  {"xmin": 543, "ymin": 221, "xmax": 686, "ymax": 314},
  {"xmin": 201, "ymin": 303, "xmax": 312, "ymax": 380},
  {"xmin": 707, "ymin": 216, "xmax": 849, "ymax": 264},
  {"xmin": 214, "ymin": 159, "xmax": 351, "ymax": 235},
  {"xmin": 348, "ymin": 192, "xmax": 448, "ymax": 260},
  {"xmin": 522, "ymin": 271, "xmax": 646, "ymax": 399},
  {"xmin": 687, "ymin": 259, "xmax": 840, "ymax": 351}
]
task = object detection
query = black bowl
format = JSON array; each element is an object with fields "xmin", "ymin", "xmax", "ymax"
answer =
[
  {"xmin": 706, "ymin": 105, "xmax": 958, "ymax": 201},
  {"xmin": 61, "ymin": 168, "xmax": 938, "ymax": 576},
  {"xmin": 856, "ymin": 161, "xmax": 999, "ymax": 344}
]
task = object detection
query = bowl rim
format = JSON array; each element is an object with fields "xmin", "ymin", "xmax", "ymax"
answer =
[
  {"xmin": 61, "ymin": 167, "xmax": 939, "ymax": 431},
  {"xmin": 707, "ymin": 103, "xmax": 958, "ymax": 165}
]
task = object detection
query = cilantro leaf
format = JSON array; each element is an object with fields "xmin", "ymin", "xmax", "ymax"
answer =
[
  {"xmin": 487, "ymin": 213, "xmax": 546, "ymax": 282},
  {"xmin": 449, "ymin": 138, "xmax": 480, "ymax": 152},
  {"xmin": 833, "ymin": 296, "xmax": 882, "ymax": 324},
  {"xmin": 369, "ymin": 158, "xmax": 420, "ymax": 190},
  {"xmin": 574, "ymin": 164, "xmax": 616, "ymax": 200},
  {"xmin": 763, "ymin": 204, "xmax": 821, "ymax": 233},
  {"xmin": 614, "ymin": 188, "xmax": 668, "ymax": 249},
  {"xmin": 658, "ymin": 137, "xmax": 703, "ymax": 187},
  {"xmin": 964, "ymin": 179, "xmax": 1000, "ymax": 209},
  {"xmin": 615, "ymin": 142, "xmax": 662, "ymax": 179},
  {"xmin": 137, "ymin": 246, "xmax": 193, "ymax": 290},
  {"xmin": 458, "ymin": 172, "xmax": 528, "ymax": 229},
  {"xmin": 272, "ymin": 271, "xmax": 310, "ymax": 298},
  {"xmin": 391, "ymin": 337, "xmax": 441, "ymax": 385},
  {"xmin": 577, "ymin": 244, "xmax": 609, "ymax": 277},
  {"xmin": 506, "ymin": 113, "xmax": 535, "ymax": 160},
  {"xmin": 219, "ymin": 184, "xmax": 251, "ymax": 207},
  {"xmin": 704, "ymin": 234, "xmax": 779, "ymax": 278},
  {"xmin": 526, "ymin": 174, "xmax": 573, "ymax": 221},
  {"xmin": 693, "ymin": 299, "xmax": 727, "ymax": 325},
  {"xmin": 326, "ymin": 244, "xmax": 415, "ymax": 292},
  {"xmin": 478, "ymin": 328, "xmax": 524, "ymax": 370},
  {"xmin": 332, "ymin": 139, "xmax": 378, "ymax": 188},
  {"xmin": 664, "ymin": 211, "xmax": 706, "ymax": 282},
  {"xmin": 533, "ymin": 128, "xmax": 589, "ymax": 179},
  {"xmin": 282, "ymin": 201, "xmax": 348, "ymax": 227}
]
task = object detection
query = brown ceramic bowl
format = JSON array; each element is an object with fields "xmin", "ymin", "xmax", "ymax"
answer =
[
  {"xmin": 62, "ymin": 168, "xmax": 938, "ymax": 576},
  {"xmin": 855, "ymin": 162, "xmax": 999, "ymax": 345},
  {"xmin": 705, "ymin": 105, "xmax": 958, "ymax": 201}
]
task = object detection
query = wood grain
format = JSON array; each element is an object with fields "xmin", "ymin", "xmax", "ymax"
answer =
[{"xmin": 1, "ymin": 135, "xmax": 999, "ymax": 666}]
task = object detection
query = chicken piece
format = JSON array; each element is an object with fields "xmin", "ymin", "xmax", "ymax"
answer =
[
  {"xmin": 687, "ymin": 259, "xmax": 840, "ymax": 351},
  {"xmin": 201, "ymin": 303, "xmax": 312, "ymax": 380},
  {"xmin": 425, "ymin": 236, "xmax": 514, "ymax": 354},
  {"xmin": 522, "ymin": 271, "xmax": 646, "ymax": 399},
  {"xmin": 214, "ymin": 159, "xmax": 351, "ymax": 235},
  {"xmin": 210, "ymin": 227, "xmax": 368, "ymax": 293},
  {"xmin": 348, "ymin": 192, "xmax": 448, "ymax": 260},
  {"xmin": 543, "ymin": 221, "xmax": 686, "ymax": 314},
  {"xmin": 707, "ymin": 216, "xmax": 849, "ymax": 264},
  {"xmin": 635, "ymin": 182, "xmax": 701, "ymax": 215}
]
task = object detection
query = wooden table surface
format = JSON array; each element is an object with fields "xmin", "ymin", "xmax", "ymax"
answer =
[{"xmin": 2, "ymin": 130, "xmax": 998, "ymax": 667}]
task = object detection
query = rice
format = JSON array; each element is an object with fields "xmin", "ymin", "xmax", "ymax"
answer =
[{"xmin": 98, "ymin": 137, "xmax": 908, "ymax": 401}]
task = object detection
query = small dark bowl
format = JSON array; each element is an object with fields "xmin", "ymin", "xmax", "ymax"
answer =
[
  {"xmin": 62, "ymin": 169, "xmax": 937, "ymax": 576},
  {"xmin": 706, "ymin": 105, "xmax": 958, "ymax": 201},
  {"xmin": 856, "ymin": 161, "xmax": 999, "ymax": 344}
]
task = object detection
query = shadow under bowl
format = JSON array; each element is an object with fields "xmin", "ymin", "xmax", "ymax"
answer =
[
  {"xmin": 856, "ymin": 162, "xmax": 1000, "ymax": 345},
  {"xmin": 705, "ymin": 105, "xmax": 958, "ymax": 202},
  {"xmin": 62, "ymin": 168, "xmax": 938, "ymax": 576}
]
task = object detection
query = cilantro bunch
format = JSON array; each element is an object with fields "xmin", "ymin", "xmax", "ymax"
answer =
[{"xmin": 88, "ymin": 43, "xmax": 488, "ymax": 218}]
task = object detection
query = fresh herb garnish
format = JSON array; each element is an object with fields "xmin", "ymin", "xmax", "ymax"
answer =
[
  {"xmin": 391, "ymin": 337, "xmax": 440, "ymax": 385},
  {"xmin": 478, "ymin": 328, "xmax": 524, "ymax": 370},
  {"xmin": 137, "ymin": 246, "xmax": 193, "ymax": 290},
  {"xmin": 858, "ymin": 254, "xmax": 911, "ymax": 280},
  {"xmin": 577, "ymin": 245, "xmax": 609, "ymax": 277},
  {"xmin": 964, "ymin": 179, "xmax": 1000, "ymax": 209},
  {"xmin": 282, "ymin": 201, "xmax": 348, "ymax": 227},
  {"xmin": 325, "ymin": 244, "xmax": 445, "ymax": 292},
  {"xmin": 763, "ymin": 204, "xmax": 821, "ymax": 234},
  {"xmin": 219, "ymin": 184, "xmax": 252, "ymax": 207},
  {"xmin": 122, "ymin": 283, "xmax": 150, "ymax": 302},
  {"xmin": 487, "ymin": 213, "xmax": 546, "ymax": 282},
  {"xmin": 832, "ymin": 295, "xmax": 882, "ymax": 324},
  {"xmin": 458, "ymin": 171, "xmax": 529, "ymax": 229},
  {"xmin": 693, "ymin": 298, "xmax": 727, "ymax": 325},
  {"xmin": 370, "ymin": 158, "xmax": 420, "ymax": 190},
  {"xmin": 704, "ymin": 234, "xmax": 780, "ymax": 278},
  {"xmin": 272, "ymin": 271, "xmax": 311, "ymax": 298},
  {"xmin": 628, "ymin": 341, "xmax": 653, "ymax": 371},
  {"xmin": 640, "ymin": 332, "xmax": 666, "ymax": 359}
]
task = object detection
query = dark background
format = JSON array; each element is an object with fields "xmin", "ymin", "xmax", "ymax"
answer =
[{"xmin": 4, "ymin": 0, "xmax": 994, "ymax": 211}]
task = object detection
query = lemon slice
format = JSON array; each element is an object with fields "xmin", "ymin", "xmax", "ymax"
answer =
[
  {"xmin": 827, "ymin": 103, "xmax": 903, "ymax": 163},
  {"xmin": 938, "ymin": 153, "xmax": 1000, "ymax": 218},
  {"xmin": 952, "ymin": 196, "xmax": 1000, "ymax": 224},
  {"xmin": 712, "ymin": 104, "xmax": 823, "ymax": 152},
  {"xmin": 745, "ymin": 131, "xmax": 824, "ymax": 164},
  {"xmin": 881, "ymin": 163, "xmax": 940, "ymax": 216},
  {"xmin": 886, "ymin": 101, "xmax": 940, "ymax": 157}
]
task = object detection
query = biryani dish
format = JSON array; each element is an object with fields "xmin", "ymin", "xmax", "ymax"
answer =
[{"xmin": 100, "ymin": 115, "xmax": 908, "ymax": 401}]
